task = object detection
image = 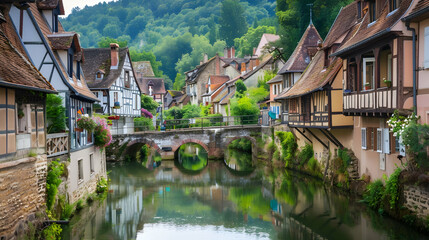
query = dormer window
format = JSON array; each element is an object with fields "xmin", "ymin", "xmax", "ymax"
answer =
[
  {"xmin": 369, "ymin": 0, "xmax": 376, "ymax": 22},
  {"xmin": 357, "ymin": 1, "xmax": 362, "ymax": 19},
  {"xmin": 149, "ymin": 86, "xmax": 153, "ymax": 96},
  {"xmin": 68, "ymin": 49, "xmax": 73, "ymax": 78},
  {"xmin": 96, "ymin": 70, "xmax": 104, "ymax": 81},
  {"xmin": 76, "ymin": 61, "xmax": 81, "ymax": 80}
]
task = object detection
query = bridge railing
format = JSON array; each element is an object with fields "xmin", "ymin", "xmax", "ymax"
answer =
[{"xmin": 134, "ymin": 115, "xmax": 260, "ymax": 132}]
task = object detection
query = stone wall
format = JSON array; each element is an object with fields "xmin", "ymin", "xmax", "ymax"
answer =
[
  {"xmin": 403, "ymin": 185, "xmax": 429, "ymax": 218},
  {"xmin": 0, "ymin": 155, "xmax": 47, "ymax": 239}
]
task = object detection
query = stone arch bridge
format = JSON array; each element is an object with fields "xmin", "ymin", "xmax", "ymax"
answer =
[{"xmin": 108, "ymin": 125, "xmax": 265, "ymax": 160}]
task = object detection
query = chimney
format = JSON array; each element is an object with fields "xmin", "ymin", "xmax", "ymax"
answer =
[
  {"xmin": 224, "ymin": 48, "xmax": 228, "ymax": 58},
  {"xmin": 231, "ymin": 47, "xmax": 235, "ymax": 58},
  {"xmin": 253, "ymin": 47, "xmax": 256, "ymax": 56},
  {"xmin": 110, "ymin": 43, "xmax": 119, "ymax": 70},
  {"xmin": 241, "ymin": 62, "xmax": 246, "ymax": 75},
  {"xmin": 203, "ymin": 53, "xmax": 208, "ymax": 63},
  {"xmin": 255, "ymin": 58, "xmax": 260, "ymax": 67}
]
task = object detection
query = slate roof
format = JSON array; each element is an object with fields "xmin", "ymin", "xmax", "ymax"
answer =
[
  {"xmin": 220, "ymin": 89, "xmax": 235, "ymax": 105},
  {"xmin": 133, "ymin": 61, "xmax": 155, "ymax": 77},
  {"xmin": 277, "ymin": 24, "xmax": 322, "ymax": 74},
  {"xmin": 334, "ymin": 0, "xmax": 413, "ymax": 56},
  {"xmin": 29, "ymin": 3, "xmax": 98, "ymax": 101},
  {"xmin": 167, "ymin": 90, "xmax": 183, "ymax": 97},
  {"xmin": 403, "ymin": 0, "xmax": 429, "ymax": 22},
  {"xmin": 213, "ymin": 88, "xmax": 229, "ymax": 103},
  {"xmin": 323, "ymin": 3, "xmax": 358, "ymax": 49},
  {"xmin": 81, "ymin": 47, "xmax": 133, "ymax": 90},
  {"xmin": 0, "ymin": 7, "xmax": 55, "ymax": 93},
  {"xmin": 138, "ymin": 77, "xmax": 165, "ymax": 95}
]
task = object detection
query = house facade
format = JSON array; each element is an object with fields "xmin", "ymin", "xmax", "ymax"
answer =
[
  {"xmin": 82, "ymin": 44, "xmax": 142, "ymax": 135},
  {"xmin": 333, "ymin": 0, "xmax": 415, "ymax": 179},
  {"xmin": 0, "ymin": 2, "xmax": 57, "ymax": 237},
  {"xmin": 133, "ymin": 61, "xmax": 166, "ymax": 105},
  {"xmin": 254, "ymin": 33, "xmax": 280, "ymax": 58},
  {"xmin": 8, "ymin": 0, "xmax": 106, "ymax": 205},
  {"xmin": 274, "ymin": 23, "xmax": 322, "ymax": 123}
]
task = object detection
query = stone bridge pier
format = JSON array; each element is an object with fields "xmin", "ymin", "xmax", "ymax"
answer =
[{"xmin": 107, "ymin": 126, "xmax": 264, "ymax": 160}]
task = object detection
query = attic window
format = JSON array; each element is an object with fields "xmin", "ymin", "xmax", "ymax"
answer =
[
  {"xmin": 389, "ymin": 0, "xmax": 400, "ymax": 12},
  {"xmin": 369, "ymin": 0, "xmax": 376, "ymax": 23},
  {"xmin": 124, "ymin": 71, "xmax": 130, "ymax": 88},
  {"xmin": 357, "ymin": 1, "xmax": 361, "ymax": 19}
]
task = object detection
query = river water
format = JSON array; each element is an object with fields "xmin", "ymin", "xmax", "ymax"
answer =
[{"xmin": 61, "ymin": 143, "xmax": 428, "ymax": 240}]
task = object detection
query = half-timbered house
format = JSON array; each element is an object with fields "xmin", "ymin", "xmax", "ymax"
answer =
[
  {"xmin": 273, "ymin": 23, "xmax": 322, "ymax": 122},
  {"xmin": 0, "ymin": 2, "xmax": 56, "ymax": 236},
  {"xmin": 332, "ymin": 0, "xmax": 416, "ymax": 179},
  {"xmin": 82, "ymin": 44, "xmax": 142, "ymax": 135},
  {"xmin": 8, "ymin": 0, "xmax": 106, "ymax": 204},
  {"xmin": 275, "ymin": 2, "xmax": 357, "ymax": 167}
]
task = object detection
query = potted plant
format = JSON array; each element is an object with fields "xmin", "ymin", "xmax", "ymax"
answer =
[
  {"xmin": 77, "ymin": 116, "xmax": 97, "ymax": 131},
  {"xmin": 364, "ymin": 82, "xmax": 371, "ymax": 90},
  {"xmin": 114, "ymin": 101, "xmax": 120, "ymax": 109},
  {"xmin": 18, "ymin": 108, "xmax": 24, "ymax": 119},
  {"xmin": 383, "ymin": 77, "xmax": 392, "ymax": 87}
]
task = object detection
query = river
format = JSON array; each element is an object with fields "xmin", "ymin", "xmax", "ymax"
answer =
[{"xmin": 61, "ymin": 143, "xmax": 428, "ymax": 240}]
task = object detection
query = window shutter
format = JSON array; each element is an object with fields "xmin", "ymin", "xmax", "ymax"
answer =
[
  {"xmin": 383, "ymin": 128, "xmax": 390, "ymax": 154},
  {"xmin": 390, "ymin": 132, "xmax": 396, "ymax": 154},
  {"xmin": 373, "ymin": 128, "xmax": 378, "ymax": 151},
  {"xmin": 425, "ymin": 27, "xmax": 429, "ymax": 69},
  {"xmin": 366, "ymin": 128, "xmax": 372, "ymax": 149}
]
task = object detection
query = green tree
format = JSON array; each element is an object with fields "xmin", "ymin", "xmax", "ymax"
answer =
[
  {"xmin": 46, "ymin": 94, "xmax": 66, "ymax": 134},
  {"xmin": 219, "ymin": 0, "xmax": 248, "ymax": 47},
  {"xmin": 258, "ymin": 70, "xmax": 276, "ymax": 91},
  {"xmin": 98, "ymin": 37, "xmax": 128, "ymax": 48},
  {"xmin": 207, "ymin": 16, "xmax": 218, "ymax": 44},
  {"xmin": 141, "ymin": 94, "xmax": 159, "ymax": 114},
  {"xmin": 125, "ymin": 16, "xmax": 148, "ymax": 39},
  {"xmin": 230, "ymin": 95, "xmax": 259, "ymax": 117},
  {"xmin": 183, "ymin": 104, "xmax": 201, "ymax": 119},
  {"xmin": 173, "ymin": 73, "xmax": 186, "ymax": 91},
  {"xmin": 234, "ymin": 25, "xmax": 276, "ymax": 57},
  {"xmin": 235, "ymin": 79, "xmax": 247, "ymax": 95},
  {"xmin": 247, "ymin": 87, "xmax": 269, "ymax": 103},
  {"xmin": 103, "ymin": 23, "xmax": 121, "ymax": 38}
]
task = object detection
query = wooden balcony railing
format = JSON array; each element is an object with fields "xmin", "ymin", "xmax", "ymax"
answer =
[
  {"xmin": 343, "ymin": 87, "xmax": 398, "ymax": 113},
  {"xmin": 282, "ymin": 112, "xmax": 329, "ymax": 128},
  {"xmin": 46, "ymin": 133, "xmax": 68, "ymax": 157}
]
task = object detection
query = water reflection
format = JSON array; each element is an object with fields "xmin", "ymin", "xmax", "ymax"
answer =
[
  {"xmin": 176, "ymin": 143, "xmax": 208, "ymax": 171},
  {"xmin": 61, "ymin": 162, "xmax": 428, "ymax": 240},
  {"xmin": 136, "ymin": 145, "xmax": 162, "ymax": 170},
  {"xmin": 225, "ymin": 149, "xmax": 254, "ymax": 172}
]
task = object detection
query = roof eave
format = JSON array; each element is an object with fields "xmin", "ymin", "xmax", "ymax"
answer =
[
  {"xmin": 402, "ymin": 7, "xmax": 429, "ymax": 22},
  {"xmin": 0, "ymin": 80, "xmax": 57, "ymax": 94}
]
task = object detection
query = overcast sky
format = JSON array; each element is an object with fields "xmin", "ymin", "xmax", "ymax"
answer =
[{"xmin": 63, "ymin": 0, "xmax": 116, "ymax": 16}]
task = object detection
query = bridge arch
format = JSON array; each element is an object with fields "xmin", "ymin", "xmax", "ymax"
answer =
[
  {"xmin": 225, "ymin": 136, "xmax": 258, "ymax": 159},
  {"xmin": 172, "ymin": 139, "xmax": 209, "ymax": 153},
  {"xmin": 127, "ymin": 139, "xmax": 162, "ymax": 154}
]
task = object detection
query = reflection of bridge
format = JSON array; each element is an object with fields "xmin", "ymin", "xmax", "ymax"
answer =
[{"xmin": 111, "ymin": 125, "xmax": 264, "ymax": 160}]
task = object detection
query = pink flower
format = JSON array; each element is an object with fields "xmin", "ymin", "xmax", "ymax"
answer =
[{"xmin": 141, "ymin": 108, "xmax": 153, "ymax": 119}]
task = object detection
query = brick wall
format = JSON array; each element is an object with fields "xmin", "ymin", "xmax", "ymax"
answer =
[
  {"xmin": 0, "ymin": 155, "xmax": 47, "ymax": 239},
  {"xmin": 403, "ymin": 185, "xmax": 429, "ymax": 218}
]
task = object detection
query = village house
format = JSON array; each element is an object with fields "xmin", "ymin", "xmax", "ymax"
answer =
[
  {"xmin": 275, "ymin": 2, "xmax": 358, "ymax": 175},
  {"xmin": 133, "ymin": 61, "xmax": 166, "ymax": 106},
  {"xmin": 402, "ymin": 0, "xmax": 429, "ymax": 124},
  {"xmin": 332, "ymin": 0, "xmax": 416, "ymax": 179},
  {"xmin": 254, "ymin": 33, "xmax": 280, "ymax": 58},
  {"xmin": 82, "ymin": 44, "xmax": 142, "ymax": 135},
  {"xmin": 0, "ymin": 2, "xmax": 57, "ymax": 237},
  {"xmin": 8, "ymin": 0, "xmax": 107, "ymax": 205},
  {"xmin": 273, "ymin": 23, "xmax": 322, "ymax": 122},
  {"xmin": 202, "ymin": 75, "xmax": 230, "ymax": 108},
  {"xmin": 164, "ymin": 90, "xmax": 185, "ymax": 110},
  {"xmin": 185, "ymin": 53, "xmax": 240, "ymax": 106}
]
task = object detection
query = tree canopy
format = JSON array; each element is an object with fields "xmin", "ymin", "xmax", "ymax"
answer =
[{"xmin": 219, "ymin": 0, "xmax": 248, "ymax": 47}]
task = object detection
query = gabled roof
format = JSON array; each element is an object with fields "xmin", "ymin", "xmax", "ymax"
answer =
[
  {"xmin": 48, "ymin": 33, "xmax": 81, "ymax": 52},
  {"xmin": 82, "ymin": 47, "xmax": 134, "ymax": 90},
  {"xmin": 402, "ymin": 0, "xmax": 429, "ymax": 22},
  {"xmin": 277, "ymin": 24, "xmax": 322, "ymax": 75},
  {"xmin": 334, "ymin": 0, "xmax": 413, "ymax": 56},
  {"xmin": 241, "ymin": 56, "xmax": 273, "ymax": 80},
  {"xmin": 177, "ymin": 94, "xmax": 190, "ymax": 105},
  {"xmin": 36, "ymin": 0, "xmax": 64, "ymax": 15},
  {"xmin": 28, "ymin": 3, "xmax": 98, "ymax": 101},
  {"xmin": 185, "ymin": 56, "xmax": 216, "ymax": 84},
  {"xmin": 138, "ymin": 77, "xmax": 165, "ymax": 95},
  {"xmin": 323, "ymin": 3, "xmax": 358, "ymax": 49},
  {"xmin": 207, "ymin": 75, "xmax": 229, "ymax": 92},
  {"xmin": 167, "ymin": 90, "xmax": 183, "ymax": 97},
  {"xmin": 0, "ymin": 7, "xmax": 55, "ymax": 93},
  {"xmin": 133, "ymin": 61, "xmax": 155, "ymax": 77},
  {"xmin": 266, "ymin": 74, "xmax": 282, "ymax": 84},
  {"xmin": 255, "ymin": 33, "xmax": 280, "ymax": 57},
  {"xmin": 220, "ymin": 89, "xmax": 235, "ymax": 105}
]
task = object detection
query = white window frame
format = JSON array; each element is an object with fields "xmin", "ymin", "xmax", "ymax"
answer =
[
  {"xmin": 363, "ymin": 58, "xmax": 375, "ymax": 90},
  {"xmin": 78, "ymin": 159, "xmax": 84, "ymax": 182},
  {"xmin": 361, "ymin": 128, "xmax": 367, "ymax": 149},
  {"xmin": 425, "ymin": 27, "xmax": 429, "ymax": 69},
  {"xmin": 90, "ymin": 153, "xmax": 94, "ymax": 174},
  {"xmin": 376, "ymin": 128, "xmax": 383, "ymax": 152}
]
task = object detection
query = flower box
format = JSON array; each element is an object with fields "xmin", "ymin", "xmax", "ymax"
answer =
[{"xmin": 75, "ymin": 127, "xmax": 83, "ymax": 132}]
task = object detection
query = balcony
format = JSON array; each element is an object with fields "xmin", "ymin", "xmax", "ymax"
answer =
[
  {"xmin": 46, "ymin": 133, "xmax": 69, "ymax": 157},
  {"xmin": 283, "ymin": 112, "xmax": 329, "ymax": 128},
  {"xmin": 343, "ymin": 87, "xmax": 403, "ymax": 115}
]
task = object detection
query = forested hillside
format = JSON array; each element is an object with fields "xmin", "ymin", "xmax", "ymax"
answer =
[{"xmin": 62, "ymin": 0, "xmax": 351, "ymax": 90}]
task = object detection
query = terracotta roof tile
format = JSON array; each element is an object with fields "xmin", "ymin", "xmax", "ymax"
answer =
[
  {"xmin": 0, "ymin": 10, "xmax": 55, "ymax": 92},
  {"xmin": 48, "ymin": 33, "xmax": 80, "ymax": 51},
  {"xmin": 335, "ymin": 0, "xmax": 413, "ymax": 56},
  {"xmin": 278, "ymin": 24, "xmax": 322, "ymax": 74}
]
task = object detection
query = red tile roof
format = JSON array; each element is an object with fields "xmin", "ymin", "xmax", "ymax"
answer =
[
  {"xmin": 323, "ymin": 2, "xmax": 358, "ymax": 49},
  {"xmin": 48, "ymin": 33, "xmax": 81, "ymax": 51},
  {"xmin": 207, "ymin": 75, "xmax": 229, "ymax": 91},
  {"xmin": 0, "ymin": 9, "xmax": 55, "ymax": 93},
  {"xmin": 335, "ymin": 0, "xmax": 413, "ymax": 56},
  {"xmin": 278, "ymin": 24, "xmax": 322, "ymax": 74}
]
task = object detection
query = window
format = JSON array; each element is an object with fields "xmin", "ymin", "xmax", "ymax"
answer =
[
  {"xmin": 357, "ymin": 1, "xmax": 361, "ymax": 19},
  {"xmin": 390, "ymin": 0, "xmax": 399, "ymax": 12},
  {"xmin": 363, "ymin": 58, "xmax": 375, "ymax": 90},
  {"xmin": 68, "ymin": 52, "xmax": 73, "ymax": 78},
  {"xmin": 377, "ymin": 128, "xmax": 383, "ymax": 152},
  {"xmin": 424, "ymin": 27, "xmax": 429, "ymax": 69},
  {"xmin": 379, "ymin": 47, "xmax": 392, "ymax": 88},
  {"xmin": 361, "ymin": 128, "xmax": 367, "ymax": 149},
  {"xmin": 76, "ymin": 61, "xmax": 81, "ymax": 80},
  {"xmin": 348, "ymin": 59, "xmax": 357, "ymax": 91},
  {"xmin": 17, "ymin": 104, "xmax": 30, "ymax": 134},
  {"xmin": 78, "ymin": 159, "xmax": 83, "ymax": 181},
  {"xmin": 369, "ymin": 0, "xmax": 376, "ymax": 22},
  {"xmin": 124, "ymin": 71, "xmax": 130, "ymax": 88},
  {"xmin": 90, "ymin": 154, "xmax": 94, "ymax": 174},
  {"xmin": 114, "ymin": 92, "xmax": 118, "ymax": 102}
]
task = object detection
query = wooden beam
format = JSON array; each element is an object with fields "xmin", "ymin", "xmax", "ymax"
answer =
[
  {"xmin": 294, "ymin": 128, "xmax": 312, "ymax": 144},
  {"xmin": 306, "ymin": 128, "xmax": 328, "ymax": 149}
]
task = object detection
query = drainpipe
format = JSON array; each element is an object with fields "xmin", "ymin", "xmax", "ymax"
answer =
[{"xmin": 406, "ymin": 22, "xmax": 417, "ymax": 114}]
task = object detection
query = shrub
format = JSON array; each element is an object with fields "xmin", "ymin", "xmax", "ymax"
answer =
[
  {"xmin": 228, "ymin": 138, "xmax": 252, "ymax": 152},
  {"xmin": 61, "ymin": 203, "xmax": 75, "ymax": 220},
  {"xmin": 337, "ymin": 148, "xmax": 352, "ymax": 168},
  {"xmin": 383, "ymin": 167, "xmax": 402, "ymax": 209},
  {"xmin": 46, "ymin": 160, "xmax": 64, "ymax": 211},
  {"xmin": 76, "ymin": 116, "xmax": 97, "ymax": 131},
  {"xmin": 75, "ymin": 199, "xmax": 84, "ymax": 211},
  {"xmin": 363, "ymin": 180, "xmax": 385, "ymax": 210},
  {"xmin": 307, "ymin": 156, "xmax": 318, "ymax": 172},
  {"xmin": 134, "ymin": 117, "xmax": 155, "ymax": 131},
  {"xmin": 43, "ymin": 223, "xmax": 62, "ymax": 240},
  {"xmin": 96, "ymin": 176, "xmax": 109, "ymax": 194},
  {"xmin": 275, "ymin": 132, "xmax": 297, "ymax": 166},
  {"xmin": 46, "ymin": 94, "xmax": 66, "ymax": 134},
  {"xmin": 297, "ymin": 144, "xmax": 313, "ymax": 166},
  {"xmin": 141, "ymin": 108, "xmax": 153, "ymax": 119}
]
